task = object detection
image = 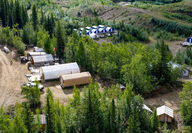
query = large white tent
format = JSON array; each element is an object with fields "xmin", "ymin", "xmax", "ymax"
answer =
[{"xmin": 40, "ymin": 62, "xmax": 80, "ymax": 81}]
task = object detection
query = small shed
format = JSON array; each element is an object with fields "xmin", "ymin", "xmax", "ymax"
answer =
[
  {"xmin": 31, "ymin": 54, "xmax": 54, "ymax": 67},
  {"xmin": 40, "ymin": 62, "xmax": 80, "ymax": 81},
  {"xmin": 3, "ymin": 46, "xmax": 10, "ymax": 53},
  {"xmin": 27, "ymin": 52, "xmax": 46, "ymax": 60},
  {"xmin": 157, "ymin": 105, "xmax": 173, "ymax": 123},
  {"xmin": 60, "ymin": 72, "xmax": 91, "ymax": 88},
  {"xmin": 34, "ymin": 47, "xmax": 44, "ymax": 52}
]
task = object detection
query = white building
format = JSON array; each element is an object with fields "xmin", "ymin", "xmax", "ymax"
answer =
[
  {"xmin": 157, "ymin": 105, "xmax": 173, "ymax": 122},
  {"xmin": 40, "ymin": 62, "xmax": 80, "ymax": 81}
]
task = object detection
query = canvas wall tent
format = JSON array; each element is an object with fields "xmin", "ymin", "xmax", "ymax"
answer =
[
  {"xmin": 91, "ymin": 29, "xmax": 99, "ymax": 34},
  {"xmin": 92, "ymin": 26, "xmax": 98, "ymax": 29},
  {"xmin": 86, "ymin": 26, "xmax": 91, "ymax": 30},
  {"xmin": 89, "ymin": 33, "xmax": 98, "ymax": 39},
  {"xmin": 157, "ymin": 105, "xmax": 173, "ymax": 122},
  {"xmin": 40, "ymin": 62, "xmax": 80, "ymax": 81},
  {"xmin": 60, "ymin": 72, "xmax": 91, "ymax": 88},
  {"xmin": 27, "ymin": 52, "xmax": 46, "ymax": 60},
  {"xmin": 34, "ymin": 47, "xmax": 44, "ymax": 52},
  {"xmin": 31, "ymin": 54, "xmax": 54, "ymax": 67},
  {"xmin": 106, "ymin": 27, "xmax": 114, "ymax": 33}
]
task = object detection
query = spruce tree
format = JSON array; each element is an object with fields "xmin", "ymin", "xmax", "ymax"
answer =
[
  {"xmin": 151, "ymin": 108, "xmax": 160, "ymax": 132},
  {"xmin": 23, "ymin": 103, "xmax": 34, "ymax": 133},
  {"xmin": 56, "ymin": 21, "xmax": 65, "ymax": 63},
  {"xmin": 45, "ymin": 89, "xmax": 56, "ymax": 133},
  {"xmin": 32, "ymin": 5, "xmax": 38, "ymax": 30},
  {"xmin": 110, "ymin": 99, "xmax": 117, "ymax": 133},
  {"xmin": 44, "ymin": 37, "xmax": 51, "ymax": 54},
  {"xmin": 14, "ymin": 0, "xmax": 22, "ymax": 28}
]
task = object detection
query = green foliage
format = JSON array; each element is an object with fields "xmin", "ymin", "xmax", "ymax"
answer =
[
  {"xmin": 56, "ymin": 21, "xmax": 65, "ymax": 63},
  {"xmin": 151, "ymin": 108, "xmax": 160, "ymax": 132},
  {"xmin": 45, "ymin": 89, "xmax": 56, "ymax": 133},
  {"xmin": 0, "ymin": 27, "xmax": 25, "ymax": 54},
  {"xmin": 32, "ymin": 5, "xmax": 38, "ymax": 31},
  {"xmin": 180, "ymin": 81, "xmax": 192, "ymax": 127},
  {"xmin": 21, "ymin": 80, "xmax": 41, "ymax": 109},
  {"xmin": 150, "ymin": 17, "xmax": 192, "ymax": 36},
  {"xmin": 175, "ymin": 47, "xmax": 192, "ymax": 65}
]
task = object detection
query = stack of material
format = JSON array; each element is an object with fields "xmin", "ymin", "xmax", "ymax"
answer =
[
  {"xmin": 40, "ymin": 62, "xmax": 80, "ymax": 81},
  {"xmin": 60, "ymin": 72, "xmax": 91, "ymax": 88}
]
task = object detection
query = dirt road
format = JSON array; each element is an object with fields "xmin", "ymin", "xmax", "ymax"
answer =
[{"xmin": 0, "ymin": 50, "xmax": 28, "ymax": 107}]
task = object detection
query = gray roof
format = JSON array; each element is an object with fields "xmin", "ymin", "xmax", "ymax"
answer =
[{"xmin": 32, "ymin": 54, "xmax": 54, "ymax": 63}]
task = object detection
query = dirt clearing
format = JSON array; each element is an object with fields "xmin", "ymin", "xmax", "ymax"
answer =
[{"xmin": 0, "ymin": 50, "xmax": 28, "ymax": 107}]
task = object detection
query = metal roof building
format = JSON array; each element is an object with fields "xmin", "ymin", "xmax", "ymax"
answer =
[
  {"xmin": 157, "ymin": 105, "xmax": 173, "ymax": 122},
  {"xmin": 34, "ymin": 47, "xmax": 44, "ymax": 52},
  {"xmin": 27, "ymin": 52, "xmax": 46, "ymax": 60},
  {"xmin": 31, "ymin": 54, "xmax": 54, "ymax": 65},
  {"xmin": 60, "ymin": 72, "xmax": 91, "ymax": 88},
  {"xmin": 40, "ymin": 62, "xmax": 80, "ymax": 81}
]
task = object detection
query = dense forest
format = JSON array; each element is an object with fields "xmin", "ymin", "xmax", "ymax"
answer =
[{"xmin": 0, "ymin": 0, "xmax": 192, "ymax": 132}]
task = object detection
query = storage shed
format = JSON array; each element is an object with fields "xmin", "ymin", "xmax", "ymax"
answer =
[
  {"xmin": 157, "ymin": 105, "xmax": 173, "ymax": 122},
  {"xmin": 31, "ymin": 54, "xmax": 54, "ymax": 67},
  {"xmin": 27, "ymin": 52, "xmax": 46, "ymax": 60},
  {"xmin": 60, "ymin": 72, "xmax": 91, "ymax": 88},
  {"xmin": 40, "ymin": 62, "xmax": 80, "ymax": 81}
]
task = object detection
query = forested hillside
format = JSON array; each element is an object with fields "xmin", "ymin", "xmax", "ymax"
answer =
[{"xmin": 0, "ymin": 0, "xmax": 192, "ymax": 132}]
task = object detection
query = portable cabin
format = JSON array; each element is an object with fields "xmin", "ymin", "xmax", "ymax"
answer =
[
  {"xmin": 86, "ymin": 26, "xmax": 91, "ymax": 30},
  {"xmin": 92, "ymin": 26, "xmax": 98, "ymax": 29},
  {"xmin": 106, "ymin": 27, "xmax": 114, "ymax": 33},
  {"xmin": 91, "ymin": 29, "xmax": 99, "ymax": 34},
  {"xmin": 98, "ymin": 25, "xmax": 105, "ymax": 28},
  {"xmin": 89, "ymin": 33, "xmax": 98, "ymax": 39},
  {"xmin": 30, "ymin": 54, "xmax": 54, "ymax": 67},
  {"xmin": 27, "ymin": 52, "xmax": 46, "ymax": 60},
  {"xmin": 34, "ymin": 47, "xmax": 44, "ymax": 52},
  {"xmin": 40, "ymin": 62, "xmax": 80, "ymax": 81},
  {"xmin": 157, "ymin": 105, "xmax": 173, "ymax": 123},
  {"xmin": 60, "ymin": 72, "xmax": 91, "ymax": 88}
]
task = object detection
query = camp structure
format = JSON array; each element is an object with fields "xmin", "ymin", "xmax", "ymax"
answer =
[
  {"xmin": 89, "ymin": 33, "xmax": 98, "ymax": 39},
  {"xmin": 30, "ymin": 54, "xmax": 54, "ymax": 67},
  {"xmin": 106, "ymin": 27, "xmax": 114, "ymax": 33},
  {"xmin": 27, "ymin": 52, "xmax": 46, "ymax": 60},
  {"xmin": 143, "ymin": 104, "xmax": 152, "ymax": 113},
  {"xmin": 3, "ymin": 46, "xmax": 10, "ymax": 53},
  {"xmin": 34, "ymin": 47, "xmax": 44, "ymax": 52},
  {"xmin": 60, "ymin": 72, "xmax": 91, "ymax": 88},
  {"xmin": 40, "ymin": 62, "xmax": 80, "ymax": 81},
  {"xmin": 157, "ymin": 105, "xmax": 173, "ymax": 123}
]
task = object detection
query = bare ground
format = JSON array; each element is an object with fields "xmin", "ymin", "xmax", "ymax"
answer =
[
  {"xmin": 0, "ymin": 49, "xmax": 28, "ymax": 108},
  {"xmin": 144, "ymin": 86, "xmax": 183, "ymax": 127}
]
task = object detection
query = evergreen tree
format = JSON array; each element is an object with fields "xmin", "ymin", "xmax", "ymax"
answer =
[
  {"xmin": 151, "ymin": 40, "xmax": 172, "ymax": 85},
  {"xmin": 14, "ymin": 0, "xmax": 22, "ymax": 28},
  {"xmin": 76, "ymin": 39, "xmax": 87, "ymax": 69},
  {"xmin": 45, "ymin": 89, "xmax": 56, "ymax": 133},
  {"xmin": 21, "ymin": 5, "xmax": 28, "ymax": 26},
  {"xmin": 23, "ymin": 103, "xmax": 34, "ymax": 133},
  {"xmin": 56, "ymin": 21, "xmax": 65, "ymax": 63},
  {"xmin": 32, "ymin": 5, "xmax": 38, "ymax": 30},
  {"xmin": 151, "ymin": 108, "xmax": 160, "ymax": 132},
  {"xmin": 110, "ymin": 99, "xmax": 117, "ymax": 133},
  {"xmin": 44, "ymin": 37, "xmax": 51, "ymax": 54}
]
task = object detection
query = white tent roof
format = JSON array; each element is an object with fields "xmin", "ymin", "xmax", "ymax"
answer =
[
  {"xmin": 40, "ymin": 62, "xmax": 80, "ymax": 80},
  {"xmin": 143, "ymin": 104, "xmax": 152, "ymax": 113},
  {"xmin": 34, "ymin": 47, "xmax": 44, "ymax": 52},
  {"xmin": 157, "ymin": 105, "xmax": 173, "ymax": 118}
]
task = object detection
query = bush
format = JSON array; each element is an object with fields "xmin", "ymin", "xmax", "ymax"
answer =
[
  {"xmin": 150, "ymin": 17, "xmax": 192, "ymax": 36},
  {"xmin": 0, "ymin": 27, "xmax": 25, "ymax": 55}
]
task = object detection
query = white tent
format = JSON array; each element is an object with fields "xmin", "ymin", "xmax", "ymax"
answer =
[
  {"xmin": 89, "ymin": 33, "xmax": 98, "ymax": 39},
  {"xmin": 40, "ymin": 62, "xmax": 80, "ymax": 81}
]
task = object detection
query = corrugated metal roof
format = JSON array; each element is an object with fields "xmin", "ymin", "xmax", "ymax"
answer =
[
  {"xmin": 32, "ymin": 54, "xmax": 54, "ymax": 63},
  {"xmin": 27, "ymin": 52, "xmax": 46, "ymax": 56},
  {"xmin": 34, "ymin": 47, "xmax": 44, "ymax": 52},
  {"xmin": 157, "ymin": 105, "xmax": 173, "ymax": 118},
  {"xmin": 40, "ymin": 62, "xmax": 80, "ymax": 80}
]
